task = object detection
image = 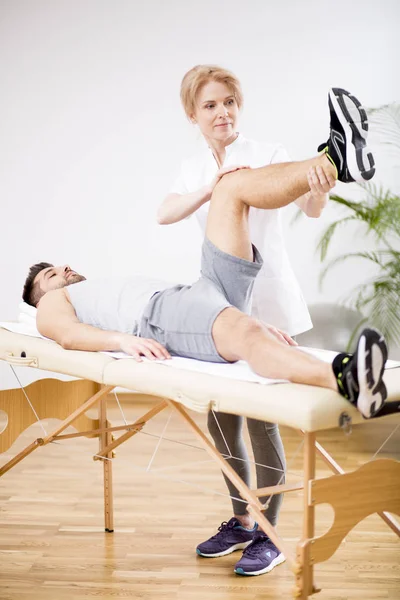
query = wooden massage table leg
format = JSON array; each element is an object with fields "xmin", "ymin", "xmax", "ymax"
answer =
[
  {"xmin": 294, "ymin": 432, "xmax": 320, "ymax": 599},
  {"xmin": 167, "ymin": 399, "xmax": 297, "ymax": 571},
  {"xmin": 314, "ymin": 438, "xmax": 400, "ymax": 536},
  {"xmin": 99, "ymin": 394, "xmax": 114, "ymax": 532},
  {"xmin": 0, "ymin": 381, "xmax": 115, "ymax": 532},
  {"xmin": 0, "ymin": 379, "xmax": 107, "ymax": 475},
  {"xmin": 294, "ymin": 437, "xmax": 400, "ymax": 599}
]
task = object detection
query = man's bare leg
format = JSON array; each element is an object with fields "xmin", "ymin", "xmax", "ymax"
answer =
[
  {"xmin": 220, "ymin": 154, "xmax": 334, "ymax": 210},
  {"xmin": 206, "ymin": 153, "xmax": 335, "ymax": 259},
  {"xmin": 212, "ymin": 308, "xmax": 337, "ymax": 391}
]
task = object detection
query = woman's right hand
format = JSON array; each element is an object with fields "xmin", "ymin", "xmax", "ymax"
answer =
[
  {"xmin": 207, "ymin": 165, "xmax": 250, "ymax": 198},
  {"xmin": 158, "ymin": 165, "xmax": 250, "ymax": 225}
]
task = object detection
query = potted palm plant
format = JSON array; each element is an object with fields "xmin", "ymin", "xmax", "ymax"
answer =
[{"xmin": 317, "ymin": 103, "xmax": 400, "ymax": 354}]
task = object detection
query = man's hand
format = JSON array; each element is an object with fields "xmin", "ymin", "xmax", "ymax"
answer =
[
  {"xmin": 264, "ymin": 324, "xmax": 298, "ymax": 346},
  {"xmin": 119, "ymin": 335, "xmax": 171, "ymax": 362}
]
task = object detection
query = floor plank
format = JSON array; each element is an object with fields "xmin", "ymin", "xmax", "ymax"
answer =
[{"xmin": 0, "ymin": 401, "xmax": 399, "ymax": 599}]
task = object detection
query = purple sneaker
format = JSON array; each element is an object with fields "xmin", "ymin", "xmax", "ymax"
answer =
[
  {"xmin": 196, "ymin": 518, "xmax": 257, "ymax": 558},
  {"xmin": 234, "ymin": 531, "xmax": 285, "ymax": 576}
]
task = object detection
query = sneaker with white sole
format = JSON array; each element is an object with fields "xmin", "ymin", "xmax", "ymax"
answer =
[
  {"xmin": 196, "ymin": 518, "xmax": 257, "ymax": 558},
  {"xmin": 234, "ymin": 531, "xmax": 286, "ymax": 576},
  {"xmin": 332, "ymin": 327, "xmax": 388, "ymax": 418},
  {"xmin": 319, "ymin": 87, "xmax": 375, "ymax": 183}
]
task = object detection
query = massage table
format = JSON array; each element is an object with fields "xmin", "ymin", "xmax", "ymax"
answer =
[{"xmin": 1, "ymin": 325, "xmax": 399, "ymax": 599}]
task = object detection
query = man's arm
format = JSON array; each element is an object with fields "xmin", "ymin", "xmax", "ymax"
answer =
[
  {"xmin": 36, "ymin": 289, "xmax": 170, "ymax": 361},
  {"xmin": 36, "ymin": 289, "xmax": 122, "ymax": 351}
]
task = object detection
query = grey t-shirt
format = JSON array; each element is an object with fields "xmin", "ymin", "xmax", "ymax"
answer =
[{"xmin": 67, "ymin": 276, "xmax": 172, "ymax": 335}]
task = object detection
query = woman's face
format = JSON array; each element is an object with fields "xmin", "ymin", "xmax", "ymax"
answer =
[{"xmin": 192, "ymin": 80, "xmax": 239, "ymax": 143}]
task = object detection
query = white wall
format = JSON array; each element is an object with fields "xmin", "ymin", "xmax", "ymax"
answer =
[{"xmin": 1, "ymin": 0, "xmax": 399, "ymax": 371}]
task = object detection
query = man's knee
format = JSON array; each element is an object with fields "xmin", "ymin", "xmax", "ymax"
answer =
[
  {"xmin": 211, "ymin": 170, "xmax": 244, "ymax": 207},
  {"xmin": 235, "ymin": 315, "xmax": 264, "ymax": 347},
  {"xmin": 226, "ymin": 314, "xmax": 264, "ymax": 357},
  {"xmin": 210, "ymin": 176, "xmax": 249, "ymax": 226},
  {"xmin": 212, "ymin": 309, "xmax": 263, "ymax": 361}
]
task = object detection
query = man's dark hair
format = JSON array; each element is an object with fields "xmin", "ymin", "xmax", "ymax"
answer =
[{"xmin": 22, "ymin": 262, "xmax": 53, "ymax": 307}]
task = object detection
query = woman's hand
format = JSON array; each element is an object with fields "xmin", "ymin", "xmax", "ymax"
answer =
[
  {"xmin": 299, "ymin": 165, "xmax": 336, "ymax": 217},
  {"xmin": 264, "ymin": 324, "xmax": 298, "ymax": 346},
  {"xmin": 158, "ymin": 165, "xmax": 251, "ymax": 225},
  {"xmin": 307, "ymin": 165, "xmax": 336, "ymax": 211},
  {"xmin": 119, "ymin": 334, "xmax": 171, "ymax": 362},
  {"xmin": 207, "ymin": 165, "xmax": 250, "ymax": 197}
]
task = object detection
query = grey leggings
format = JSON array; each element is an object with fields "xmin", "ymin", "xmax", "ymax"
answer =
[{"xmin": 208, "ymin": 411, "xmax": 286, "ymax": 526}]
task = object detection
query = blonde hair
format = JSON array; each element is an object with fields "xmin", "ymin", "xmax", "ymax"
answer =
[{"xmin": 180, "ymin": 65, "xmax": 243, "ymax": 119}]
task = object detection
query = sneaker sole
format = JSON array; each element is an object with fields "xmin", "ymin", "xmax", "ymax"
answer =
[
  {"xmin": 329, "ymin": 87, "xmax": 375, "ymax": 182},
  {"xmin": 356, "ymin": 328, "xmax": 388, "ymax": 418},
  {"xmin": 234, "ymin": 553, "xmax": 286, "ymax": 576},
  {"xmin": 196, "ymin": 540, "xmax": 252, "ymax": 558}
]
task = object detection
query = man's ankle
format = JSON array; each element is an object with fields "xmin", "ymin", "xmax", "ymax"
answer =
[{"xmin": 321, "ymin": 152, "xmax": 338, "ymax": 180}]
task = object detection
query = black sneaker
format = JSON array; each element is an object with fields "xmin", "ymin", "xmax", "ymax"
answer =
[
  {"xmin": 332, "ymin": 328, "xmax": 387, "ymax": 418},
  {"xmin": 318, "ymin": 88, "xmax": 375, "ymax": 183}
]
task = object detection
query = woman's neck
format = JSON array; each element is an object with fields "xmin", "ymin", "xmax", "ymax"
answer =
[{"xmin": 205, "ymin": 133, "xmax": 238, "ymax": 168}]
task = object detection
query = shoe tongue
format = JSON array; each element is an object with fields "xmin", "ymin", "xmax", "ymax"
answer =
[
  {"xmin": 332, "ymin": 352, "xmax": 357, "ymax": 402},
  {"xmin": 253, "ymin": 530, "xmax": 269, "ymax": 542},
  {"xmin": 229, "ymin": 517, "xmax": 242, "ymax": 528},
  {"xmin": 218, "ymin": 517, "xmax": 241, "ymax": 530},
  {"xmin": 244, "ymin": 531, "xmax": 271, "ymax": 557}
]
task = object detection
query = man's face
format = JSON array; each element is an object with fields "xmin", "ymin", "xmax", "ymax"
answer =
[{"xmin": 35, "ymin": 265, "xmax": 86, "ymax": 297}]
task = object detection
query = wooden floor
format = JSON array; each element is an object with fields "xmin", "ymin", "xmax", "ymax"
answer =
[{"xmin": 0, "ymin": 398, "xmax": 399, "ymax": 600}]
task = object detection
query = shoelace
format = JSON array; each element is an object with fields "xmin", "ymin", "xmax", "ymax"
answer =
[
  {"xmin": 210, "ymin": 520, "xmax": 236, "ymax": 540},
  {"xmin": 242, "ymin": 534, "xmax": 272, "ymax": 557}
]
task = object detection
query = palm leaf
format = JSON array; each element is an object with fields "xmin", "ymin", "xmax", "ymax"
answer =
[
  {"xmin": 329, "ymin": 190, "xmax": 400, "ymax": 243},
  {"xmin": 346, "ymin": 277, "xmax": 400, "ymax": 348},
  {"xmin": 317, "ymin": 216, "xmax": 356, "ymax": 262},
  {"xmin": 346, "ymin": 316, "xmax": 369, "ymax": 352},
  {"xmin": 318, "ymin": 249, "xmax": 399, "ymax": 286}
]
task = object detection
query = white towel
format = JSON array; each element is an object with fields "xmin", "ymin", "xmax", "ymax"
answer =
[{"xmin": 18, "ymin": 312, "xmax": 36, "ymax": 326}]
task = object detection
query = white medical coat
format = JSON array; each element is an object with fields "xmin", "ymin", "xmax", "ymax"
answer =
[{"xmin": 170, "ymin": 133, "xmax": 312, "ymax": 336}]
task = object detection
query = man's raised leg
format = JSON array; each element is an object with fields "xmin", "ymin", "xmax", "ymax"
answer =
[
  {"xmin": 206, "ymin": 86, "xmax": 374, "ymax": 259},
  {"xmin": 206, "ymin": 153, "xmax": 334, "ymax": 259}
]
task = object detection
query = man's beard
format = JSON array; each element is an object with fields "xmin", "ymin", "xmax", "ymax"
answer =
[{"xmin": 65, "ymin": 274, "xmax": 86, "ymax": 286}]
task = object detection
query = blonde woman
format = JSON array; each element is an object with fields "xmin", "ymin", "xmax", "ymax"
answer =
[{"xmin": 158, "ymin": 65, "xmax": 335, "ymax": 576}]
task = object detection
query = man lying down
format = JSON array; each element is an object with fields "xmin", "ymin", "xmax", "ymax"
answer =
[{"xmin": 23, "ymin": 88, "xmax": 391, "ymax": 420}]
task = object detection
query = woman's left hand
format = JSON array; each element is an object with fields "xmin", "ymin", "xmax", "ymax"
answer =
[
  {"xmin": 307, "ymin": 165, "xmax": 336, "ymax": 196},
  {"xmin": 264, "ymin": 324, "xmax": 298, "ymax": 346},
  {"xmin": 301, "ymin": 164, "xmax": 336, "ymax": 217}
]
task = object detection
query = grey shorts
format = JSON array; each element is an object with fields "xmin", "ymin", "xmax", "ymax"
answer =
[{"xmin": 140, "ymin": 237, "xmax": 263, "ymax": 363}]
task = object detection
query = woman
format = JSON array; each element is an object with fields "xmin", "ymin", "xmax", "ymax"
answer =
[{"xmin": 158, "ymin": 65, "xmax": 334, "ymax": 577}]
